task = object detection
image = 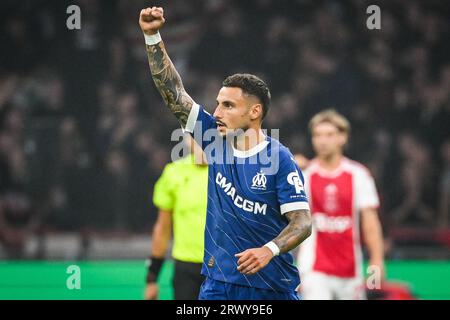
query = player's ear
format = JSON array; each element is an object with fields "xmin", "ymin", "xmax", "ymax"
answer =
[
  {"xmin": 339, "ymin": 132, "xmax": 348, "ymax": 146},
  {"xmin": 250, "ymin": 103, "xmax": 263, "ymax": 121}
]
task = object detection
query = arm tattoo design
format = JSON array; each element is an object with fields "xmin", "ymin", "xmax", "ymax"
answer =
[
  {"xmin": 146, "ymin": 42, "xmax": 193, "ymax": 127},
  {"xmin": 273, "ymin": 209, "xmax": 312, "ymax": 254}
]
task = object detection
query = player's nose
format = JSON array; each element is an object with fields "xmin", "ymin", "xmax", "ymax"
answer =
[{"xmin": 213, "ymin": 106, "xmax": 223, "ymax": 119}]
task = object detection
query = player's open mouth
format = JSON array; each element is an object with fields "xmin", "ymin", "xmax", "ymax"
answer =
[{"xmin": 216, "ymin": 121, "xmax": 227, "ymax": 129}]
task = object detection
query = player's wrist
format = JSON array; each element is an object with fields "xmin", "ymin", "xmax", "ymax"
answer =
[
  {"xmin": 264, "ymin": 241, "xmax": 280, "ymax": 257},
  {"xmin": 145, "ymin": 256, "xmax": 165, "ymax": 283},
  {"xmin": 143, "ymin": 31, "xmax": 162, "ymax": 45}
]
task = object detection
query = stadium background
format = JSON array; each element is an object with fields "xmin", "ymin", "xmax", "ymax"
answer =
[{"xmin": 0, "ymin": 0, "xmax": 449, "ymax": 299}]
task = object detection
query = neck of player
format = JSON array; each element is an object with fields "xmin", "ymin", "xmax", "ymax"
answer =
[
  {"xmin": 234, "ymin": 128, "xmax": 266, "ymax": 151},
  {"xmin": 318, "ymin": 152, "xmax": 343, "ymax": 171}
]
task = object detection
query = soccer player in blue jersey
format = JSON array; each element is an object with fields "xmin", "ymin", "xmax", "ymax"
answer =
[{"xmin": 139, "ymin": 6, "xmax": 312, "ymax": 300}]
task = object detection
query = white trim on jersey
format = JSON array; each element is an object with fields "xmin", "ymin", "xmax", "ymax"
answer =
[
  {"xmin": 305, "ymin": 158, "xmax": 380, "ymax": 211},
  {"xmin": 232, "ymin": 140, "xmax": 269, "ymax": 158},
  {"xmin": 350, "ymin": 163, "xmax": 364, "ymax": 281},
  {"xmin": 305, "ymin": 159, "xmax": 345, "ymax": 178},
  {"xmin": 183, "ymin": 102, "xmax": 200, "ymax": 133},
  {"xmin": 280, "ymin": 201, "xmax": 310, "ymax": 214},
  {"xmin": 353, "ymin": 164, "xmax": 380, "ymax": 210}
]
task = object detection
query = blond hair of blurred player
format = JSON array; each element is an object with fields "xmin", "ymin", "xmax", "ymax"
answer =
[{"xmin": 296, "ymin": 109, "xmax": 384, "ymax": 300}]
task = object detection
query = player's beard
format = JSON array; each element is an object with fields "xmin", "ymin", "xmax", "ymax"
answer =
[{"xmin": 218, "ymin": 125, "xmax": 249, "ymax": 137}]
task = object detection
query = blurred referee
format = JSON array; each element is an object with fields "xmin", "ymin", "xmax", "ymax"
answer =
[{"xmin": 145, "ymin": 136, "xmax": 208, "ymax": 300}]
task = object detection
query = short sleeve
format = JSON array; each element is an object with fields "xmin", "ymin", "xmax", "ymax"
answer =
[
  {"xmin": 183, "ymin": 103, "xmax": 218, "ymax": 151},
  {"xmin": 355, "ymin": 167, "xmax": 380, "ymax": 210},
  {"xmin": 276, "ymin": 149, "xmax": 310, "ymax": 214},
  {"xmin": 153, "ymin": 164, "xmax": 175, "ymax": 211}
]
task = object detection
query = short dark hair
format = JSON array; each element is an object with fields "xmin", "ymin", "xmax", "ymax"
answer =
[{"xmin": 222, "ymin": 73, "xmax": 271, "ymax": 119}]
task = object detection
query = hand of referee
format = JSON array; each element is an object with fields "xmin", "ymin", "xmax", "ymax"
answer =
[
  {"xmin": 144, "ymin": 282, "xmax": 158, "ymax": 300},
  {"xmin": 139, "ymin": 6, "xmax": 165, "ymax": 35},
  {"xmin": 235, "ymin": 247, "xmax": 274, "ymax": 275}
]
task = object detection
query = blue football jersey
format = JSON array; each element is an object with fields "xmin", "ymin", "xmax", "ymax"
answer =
[{"xmin": 184, "ymin": 104, "xmax": 310, "ymax": 293}]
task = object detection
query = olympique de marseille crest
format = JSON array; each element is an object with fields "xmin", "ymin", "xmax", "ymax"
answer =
[{"xmin": 251, "ymin": 171, "xmax": 267, "ymax": 190}]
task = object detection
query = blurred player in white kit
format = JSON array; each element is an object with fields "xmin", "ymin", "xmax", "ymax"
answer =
[{"xmin": 296, "ymin": 109, "xmax": 385, "ymax": 300}]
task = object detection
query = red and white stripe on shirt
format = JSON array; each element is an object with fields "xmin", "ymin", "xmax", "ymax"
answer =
[{"xmin": 297, "ymin": 157, "xmax": 380, "ymax": 278}]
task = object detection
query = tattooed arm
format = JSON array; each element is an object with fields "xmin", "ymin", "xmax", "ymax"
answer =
[
  {"xmin": 273, "ymin": 209, "xmax": 312, "ymax": 253},
  {"xmin": 146, "ymin": 42, "xmax": 194, "ymax": 127},
  {"xmin": 139, "ymin": 6, "xmax": 193, "ymax": 127},
  {"xmin": 236, "ymin": 209, "xmax": 312, "ymax": 275}
]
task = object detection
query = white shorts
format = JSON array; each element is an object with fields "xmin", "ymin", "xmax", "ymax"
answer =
[{"xmin": 300, "ymin": 271, "xmax": 366, "ymax": 300}]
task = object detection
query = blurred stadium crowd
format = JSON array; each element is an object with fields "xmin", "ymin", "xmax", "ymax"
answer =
[{"xmin": 0, "ymin": 0, "xmax": 449, "ymax": 259}]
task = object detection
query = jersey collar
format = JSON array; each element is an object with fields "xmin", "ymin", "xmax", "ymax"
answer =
[{"xmin": 232, "ymin": 139, "xmax": 270, "ymax": 158}]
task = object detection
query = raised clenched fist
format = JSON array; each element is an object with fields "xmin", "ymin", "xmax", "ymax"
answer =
[{"xmin": 139, "ymin": 6, "xmax": 165, "ymax": 35}]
